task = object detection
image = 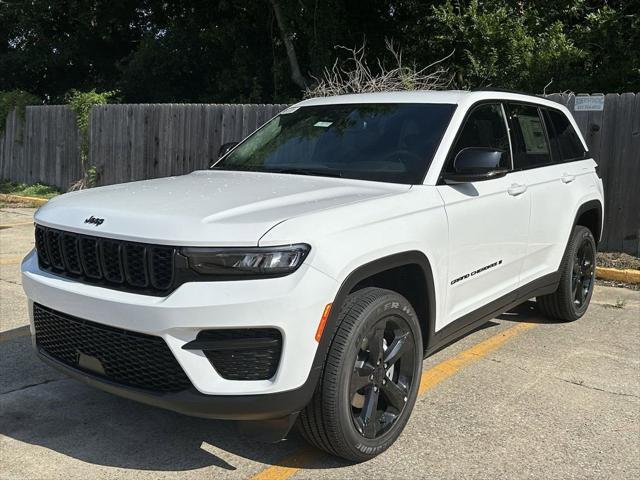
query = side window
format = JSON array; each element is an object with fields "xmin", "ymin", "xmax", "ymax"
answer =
[
  {"xmin": 446, "ymin": 103, "xmax": 511, "ymax": 173},
  {"xmin": 544, "ymin": 109, "xmax": 586, "ymax": 162},
  {"xmin": 506, "ymin": 104, "xmax": 551, "ymax": 170}
]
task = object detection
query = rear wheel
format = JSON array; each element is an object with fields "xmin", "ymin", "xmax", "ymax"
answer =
[
  {"xmin": 537, "ymin": 226, "xmax": 596, "ymax": 321},
  {"xmin": 298, "ymin": 287, "xmax": 423, "ymax": 462}
]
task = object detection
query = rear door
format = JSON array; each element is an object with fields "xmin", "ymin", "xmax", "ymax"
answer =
[
  {"xmin": 506, "ymin": 104, "xmax": 592, "ymax": 285},
  {"xmin": 436, "ymin": 103, "xmax": 531, "ymax": 325}
]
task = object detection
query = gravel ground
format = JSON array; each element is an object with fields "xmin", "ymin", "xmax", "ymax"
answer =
[{"xmin": 597, "ymin": 251, "xmax": 640, "ymax": 270}]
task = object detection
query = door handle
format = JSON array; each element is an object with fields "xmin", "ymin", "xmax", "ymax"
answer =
[
  {"xmin": 508, "ymin": 183, "xmax": 527, "ymax": 196},
  {"xmin": 561, "ymin": 173, "xmax": 576, "ymax": 184}
]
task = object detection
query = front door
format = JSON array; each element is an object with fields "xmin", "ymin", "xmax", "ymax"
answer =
[{"xmin": 436, "ymin": 103, "xmax": 530, "ymax": 327}]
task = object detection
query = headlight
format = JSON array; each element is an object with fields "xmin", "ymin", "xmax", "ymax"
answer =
[{"xmin": 181, "ymin": 244, "xmax": 310, "ymax": 277}]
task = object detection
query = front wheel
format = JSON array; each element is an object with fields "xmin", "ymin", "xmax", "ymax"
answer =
[
  {"xmin": 297, "ymin": 287, "xmax": 423, "ymax": 462},
  {"xmin": 537, "ymin": 225, "xmax": 596, "ymax": 321}
]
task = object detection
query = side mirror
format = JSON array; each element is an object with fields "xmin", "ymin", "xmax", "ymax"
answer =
[
  {"xmin": 443, "ymin": 147, "xmax": 509, "ymax": 183},
  {"xmin": 218, "ymin": 141, "xmax": 239, "ymax": 158}
]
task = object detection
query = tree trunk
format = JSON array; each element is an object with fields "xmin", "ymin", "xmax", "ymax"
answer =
[{"xmin": 269, "ymin": 0, "xmax": 308, "ymax": 90}]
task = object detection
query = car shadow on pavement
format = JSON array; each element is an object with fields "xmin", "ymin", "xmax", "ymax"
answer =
[
  {"xmin": 498, "ymin": 300, "xmax": 567, "ymax": 324},
  {"xmin": 0, "ymin": 335, "xmax": 345, "ymax": 473},
  {"xmin": 0, "ymin": 302, "xmax": 549, "ymax": 474}
]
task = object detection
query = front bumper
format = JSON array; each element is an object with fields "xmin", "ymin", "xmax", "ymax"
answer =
[
  {"xmin": 37, "ymin": 349, "xmax": 316, "ymax": 420},
  {"xmin": 21, "ymin": 250, "xmax": 338, "ymax": 418}
]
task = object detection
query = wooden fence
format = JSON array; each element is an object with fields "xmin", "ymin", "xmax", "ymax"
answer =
[
  {"xmin": 0, "ymin": 103, "xmax": 287, "ymax": 189},
  {"xmin": 0, "ymin": 95, "xmax": 638, "ymax": 254},
  {"xmin": 89, "ymin": 104, "xmax": 287, "ymax": 185},
  {"xmin": 546, "ymin": 93, "xmax": 639, "ymax": 256},
  {"xmin": 0, "ymin": 105, "xmax": 81, "ymax": 188}
]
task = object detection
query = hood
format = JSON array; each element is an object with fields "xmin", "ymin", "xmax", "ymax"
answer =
[{"xmin": 35, "ymin": 170, "xmax": 410, "ymax": 246}]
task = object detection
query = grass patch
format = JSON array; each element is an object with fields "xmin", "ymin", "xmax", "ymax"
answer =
[{"xmin": 0, "ymin": 180, "xmax": 62, "ymax": 199}]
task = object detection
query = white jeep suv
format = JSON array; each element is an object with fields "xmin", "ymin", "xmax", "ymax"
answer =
[{"xmin": 21, "ymin": 90, "xmax": 604, "ymax": 461}]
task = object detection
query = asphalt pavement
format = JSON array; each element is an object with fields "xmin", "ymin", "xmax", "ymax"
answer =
[{"xmin": 1, "ymin": 207, "xmax": 638, "ymax": 480}]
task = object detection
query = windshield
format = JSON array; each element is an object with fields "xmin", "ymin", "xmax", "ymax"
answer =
[{"xmin": 213, "ymin": 103, "xmax": 456, "ymax": 184}]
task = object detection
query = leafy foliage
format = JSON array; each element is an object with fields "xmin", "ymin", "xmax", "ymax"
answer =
[
  {"xmin": 0, "ymin": 179, "xmax": 61, "ymax": 199},
  {"xmin": 66, "ymin": 89, "xmax": 117, "ymax": 136},
  {"xmin": 0, "ymin": 90, "xmax": 41, "ymax": 134},
  {"xmin": 65, "ymin": 89, "xmax": 117, "ymax": 190},
  {"xmin": 0, "ymin": 1, "xmax": 638, "ymax": 103},
  {"xmin": 427, "ymin": 1, "xmax": 585, "ymax": 91}
]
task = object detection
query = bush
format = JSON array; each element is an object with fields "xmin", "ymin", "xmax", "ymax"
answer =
[
  {"xmin": 0, "ymin": 180, "xmax": 62, "ymax": 199},
  {"xmin": 0, "ymin": 90, "xmax": 41, "ymax": 135},
  {"xmin": 65, "ymin": 89, "xmax": 118, "ymax": 190}
]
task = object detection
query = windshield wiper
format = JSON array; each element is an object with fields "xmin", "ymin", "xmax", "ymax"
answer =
[{"xmin": 264, "ymin": 167, "xmax": 344, "ymax": 178}]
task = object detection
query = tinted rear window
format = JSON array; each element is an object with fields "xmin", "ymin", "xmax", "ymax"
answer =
[
  {"xmin": 545, "ymin": 109, "xmax": 586, "ymax": 161},
  {"xmin": 505, "ymin": 104, "xmax": 551, "ymax": 170}
]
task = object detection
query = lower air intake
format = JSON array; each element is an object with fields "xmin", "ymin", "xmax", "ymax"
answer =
[{"xmin": 33, "ymin": 303, "xmax": 192, "ymax": 392}]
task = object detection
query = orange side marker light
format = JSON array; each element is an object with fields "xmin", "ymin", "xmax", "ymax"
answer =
[{"xmin": 315, "ymin": 303, "xmax": 332, "ymax": 342}]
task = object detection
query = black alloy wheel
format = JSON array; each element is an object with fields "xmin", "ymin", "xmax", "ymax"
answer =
[
  {"xmin": 537, "ymin": 225, "xmax": 597, "ymax": 322},
  {"xmin": 349, "ymin": 316, "xmax": 416, "ymax": 439},
  {"xmin": 298, "ymin": 287, "xmax": 423, "ymax": 462},
  {"xmin": 572, "ymin": 237, "xmax": 595, "ymax": 308}
]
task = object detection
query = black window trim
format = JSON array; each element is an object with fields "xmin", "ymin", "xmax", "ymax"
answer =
[
  {"xmin": 437, "ymin": 100, "xmax": 514, "ymax": 185},
  {"xmin": 504, "ymin": 102, "xmax": 555, "ymax": 172},
  {"xmin": 505, "ymin": 101, "xmax": 592, "ymax": 172},
  {"xmin": 540, "ymin": 108, "xmax": 562, "ymax": 164},
  {"xmin": 500, "ymin": 103, "xmax": 515, "ymax": 171}
]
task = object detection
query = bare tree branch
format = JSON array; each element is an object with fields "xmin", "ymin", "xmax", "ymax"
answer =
[
  {"xmin": 269, "ymin": 0, "xmax": 308, "ymax": 90},
  {"xmin": 304, "ymin": 40, "xmax": 454, "ymax": 98}
]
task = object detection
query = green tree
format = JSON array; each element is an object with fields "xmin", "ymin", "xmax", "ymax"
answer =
[{"xmin": 1, "ymin": 0, "xmax": 638, "ymax": 102}]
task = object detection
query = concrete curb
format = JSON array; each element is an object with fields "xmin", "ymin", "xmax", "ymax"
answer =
[
  {"xmin": 0, "ymin": 194, "xmax": 49, "ymax": 206},
  {"xmin": 596, "ymin": 266, "xmax": 640, "ymax": 284}
]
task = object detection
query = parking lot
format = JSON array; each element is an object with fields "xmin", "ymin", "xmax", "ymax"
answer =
[{"xmin": 1, "ymin": 206, "xmax": 639, "ymax": 480}]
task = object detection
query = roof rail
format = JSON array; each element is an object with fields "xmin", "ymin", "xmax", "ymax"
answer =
[{"xmin": 472, "ymin": 87, "xmax": 542, "ymax": 97}]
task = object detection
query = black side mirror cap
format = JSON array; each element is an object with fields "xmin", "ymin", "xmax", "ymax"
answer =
[
  {"xmin": 443, "ymin": 147, "xmax": 510, "ymax": 183},
  {"xmin": 218, "ymin": 141, "xmax": 239, "ymax": 158},
  {"xmin": 443, "ymin": 168, "xmax": 510, "ymax": 183}
]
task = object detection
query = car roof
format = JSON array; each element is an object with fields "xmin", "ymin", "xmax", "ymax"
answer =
[{"xmin": 294, "ymin": 90, "xmax": 564, "ymax": 110}]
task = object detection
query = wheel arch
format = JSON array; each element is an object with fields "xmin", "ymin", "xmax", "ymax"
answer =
[
  {"xmin": 319, "ymin": 251, "xmax": 436, "ymax": 357},
  {"xmin": 574, "ymin": 199, "xmax": 603, "ymax": 246}
]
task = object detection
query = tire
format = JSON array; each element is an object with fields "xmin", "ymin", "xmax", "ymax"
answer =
[
  {"xmin": 297, "ymin": 287, "xmax": 423, "ymax": 462},
  {"xmin": 537, "ymin": 226, "xmax": 596, "ymax": 322}
]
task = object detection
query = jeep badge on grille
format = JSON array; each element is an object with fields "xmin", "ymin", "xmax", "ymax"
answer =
[{"xmin": 84, "ymin": 216, "xmax": 104, "ymax": 226}]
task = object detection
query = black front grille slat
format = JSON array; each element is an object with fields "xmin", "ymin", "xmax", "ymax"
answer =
[
  {"xmin": 101, "ymin": 240, "xmax": 124, "ymax": 283},
  {"xmin": 46, "ymin": 229, "xmax": 64, "ymax": 269},
  {"xmin": 35, "ymin": 225, "xmax": 175, "ymax": 295},
  {"xmin": 33, "ymin": 303, "xmax": 192, "ymax": 392},
  {"xmin": 196, "ymin": 329, "xmax": 283, "ymax": 381},
  {"xmin": 79, "ymin": 238, "xmax": 102, "ymax": 279},
  {"xmin": 150, "ymin": 247, "xmax": 175, "ymax": 290},
  {"xmin": 61, "ymin": 233, "xmax": 82, "ymax": 274},
  {"xmin": 124, "ymin": 244, "xmax": 149, "ymax": 287},
  {"xmin": 35, "ymin": 226, "xmax": 49, "ymax": 266}
]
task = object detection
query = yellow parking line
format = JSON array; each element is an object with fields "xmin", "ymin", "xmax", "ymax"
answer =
[
  {"xmin": 418, "ymin": 321, "xmax": 535, "ymax": 395},
  {"xmin": 0, "ymin": 221, "xmax": 34, "ymax": 229},
  {"xmin": 250, "ymin": 321, "xmax": 535, "ymax": 480},
  {"xmin": 0, "ymin": 256, "xmax": 24, "ymax": 265},
  {"xmin": 251, "ymin": 448, "xmax": 318, "ymax": 480}
]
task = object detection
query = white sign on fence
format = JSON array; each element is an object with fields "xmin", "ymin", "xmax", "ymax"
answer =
[{"xmin": 574, "ymin": 96, "xmax": 604, "ymax": 111}]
